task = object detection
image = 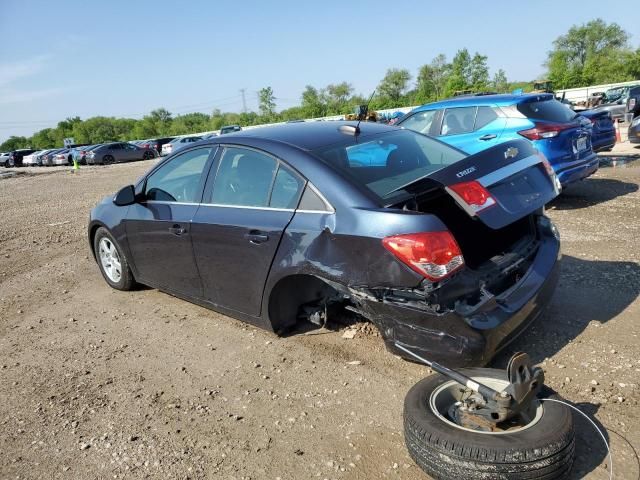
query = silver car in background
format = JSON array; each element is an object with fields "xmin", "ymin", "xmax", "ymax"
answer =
[
  {"xmin": 160, "ymin": 135, "xmax": 202, "ymax": 156},
  {"xmin": 86, "ymin": 142, "xmax": 157, "ymax": 165}
]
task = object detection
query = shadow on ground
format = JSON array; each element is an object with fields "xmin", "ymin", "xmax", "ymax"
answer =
[
  {"xmin": 494, "ymin": 254, "xmax": 640, "ymax": 366},
  {"xmin": 548, "ymin": 177, "xmax": 638, "ymax": 210}
]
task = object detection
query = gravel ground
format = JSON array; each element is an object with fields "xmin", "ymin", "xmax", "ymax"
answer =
[{"xmin": 1, "ymin": 152, "xmax": 639, "ymax": 480}]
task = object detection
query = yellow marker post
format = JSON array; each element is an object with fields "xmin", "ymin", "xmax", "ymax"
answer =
[{"xmin": 72, "ymin": 158, "xmax": 79, "ymax": 172}]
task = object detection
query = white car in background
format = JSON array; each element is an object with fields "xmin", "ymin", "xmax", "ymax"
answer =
[
  {"xmin": 160, "ymin": 135, "xmax": 202, "ymax": 156},
  {"xmin": 23, "ymin": 150, "xmax": 53, "ymax": 166}
]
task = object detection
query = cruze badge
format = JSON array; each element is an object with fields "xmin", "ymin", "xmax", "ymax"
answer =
[
  {"xmin": 456, "ymin": 166, "xmax": 477, "ymax": 178},
  {"xmin": 504, "ymin": 147, "xmax": 519, "ymax": 159}
]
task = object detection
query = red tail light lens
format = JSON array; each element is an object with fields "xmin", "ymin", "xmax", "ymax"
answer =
[
  {"xmin": 382, "ymin": 231, "xmax": 464, "ymax": 281},
  {"xmin": 447, "ymin": 180, "xmax": 496, "ymax": 214},
  {"xmin": 518, "ymin": 122, "xmax": 572, "ymax": 140}
]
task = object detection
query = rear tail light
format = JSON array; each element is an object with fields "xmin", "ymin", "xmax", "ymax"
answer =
[
  {"xmin": 382, "ymin": 231, "xmax": 464, "ymax": 281},
  {"xmin": 518, "ymin": 122, "xmax": 572, "ymax": 140},
  {"xmin": 447, "ymin": 180, "xmax": 496, "ymax": 214}
]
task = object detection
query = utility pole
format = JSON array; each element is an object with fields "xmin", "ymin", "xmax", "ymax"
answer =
[{"xmin": 240, "ymin": 89, "xmax": 247, "ymax": 113}]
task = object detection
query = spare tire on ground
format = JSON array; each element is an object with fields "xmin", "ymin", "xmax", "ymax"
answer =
[{"xmin": 404, "ymin": 368, "xmax": 574, "ymax": 480}]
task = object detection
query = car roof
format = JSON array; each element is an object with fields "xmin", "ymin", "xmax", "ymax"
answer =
[
  {"xmin": 215, "ymin": 121, "xmax": 396, "ymax": 150},
  {"xmin": 413, "ymin": 93, "xmax": 554, "ymax": 111}
]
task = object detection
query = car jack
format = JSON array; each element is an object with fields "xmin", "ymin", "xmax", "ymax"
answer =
[{"xmin": 395, "ymin": 343, "xmax": 544, "ymax": 431}]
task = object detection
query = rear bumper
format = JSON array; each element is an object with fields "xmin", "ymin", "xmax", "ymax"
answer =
[
  {"xmin": 360, "ymin": 217, "xmax": 561, "ymax": 368},
  {"xmin": 554, "ymin": 153, "xmax": 599, "ymax": 187},
  {"xmin": 591, "ymin": 134, "xmax": 616, "ymax": 152}
]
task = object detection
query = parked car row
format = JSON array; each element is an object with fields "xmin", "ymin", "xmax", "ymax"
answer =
[{"xmin": 1, "ymin": 142, "xmax": 159, "ymax": 168}]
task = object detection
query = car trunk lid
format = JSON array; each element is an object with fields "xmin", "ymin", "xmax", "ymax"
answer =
[{"xmin": 396, "ymin": 139, "xmax": 560, "ymax": 230}]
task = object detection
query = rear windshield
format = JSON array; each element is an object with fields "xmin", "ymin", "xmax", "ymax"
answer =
[
  {"xmin": 517, "ymin": 99, "xmax": 577, "ymax": 123},
  {"xmin": 313, "ymin": 129, "xmax": 466, "ymax": 202}
]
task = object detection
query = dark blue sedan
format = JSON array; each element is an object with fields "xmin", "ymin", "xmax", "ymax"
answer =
[{"xmin": 88, "ymin": 121, "xmax": 561, "ymax": 367}]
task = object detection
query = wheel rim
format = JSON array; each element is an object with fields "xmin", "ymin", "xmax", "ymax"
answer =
[
  {"xmin": 429, "ymin": 375, "xmax": 544, "ymax": 434},
  {"xmin": 98, "ymin": 237, "xmax": 122, "ymax": 283},
  {"xmin": 104, "ymin": 155, "xmax": 113, "ymax": 164}
]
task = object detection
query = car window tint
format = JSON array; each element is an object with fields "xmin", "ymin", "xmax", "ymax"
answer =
[
  {"xmin": 298, "ymin": 185, "xmax": 329, "ymax": 211},
  {"xmin": 474, "ymin": 107, "xmax": 498, "ymax": 130},
  {"xmin": 517, "ymin": 99, "xmax": 576, "ymax": 123},
  {"xmin": 441, "ymin": 107, "xmax": 476, "ymax": 135},
  {"xmin": 145, "ymin": 147, "xmax": 211, "ymax": 203},
  {"xmin": 399, "ymin": 110, "xmax": 437, "ymax": 134},
  {"xmin": 346, "ymin": 142, "xmax": 398, "ymax": 167},
  {"xmin": 270, "ymin": 164, "xmax": 304, "ymax": 209},
  {"xmin": 210, "ymin": 147, "xmax": 277, "ymax": 207}
]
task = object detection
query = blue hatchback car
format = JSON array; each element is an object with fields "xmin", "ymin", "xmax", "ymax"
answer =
[{"xmin": 397, "ymin": 93, "xmax": 599, "ymax": 187}]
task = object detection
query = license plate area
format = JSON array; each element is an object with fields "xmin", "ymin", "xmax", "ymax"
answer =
[{"xmin": 576, "ymin": 136, "xmax": 588, "ymax": 152}]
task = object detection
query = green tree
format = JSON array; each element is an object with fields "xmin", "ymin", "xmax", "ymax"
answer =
[
  {"xmin": 415, "ymin": 54, "xmax": 451, "ymax": 103},
  {"xmin": 300, "ymin": 85, "xmax": 327, "ymax": 118},
  {"xmin": 445, "ymin": 48, "xmax": 472, "ymax": 96},
  {"xmin": 469, "ymin": 53, "xmax": 490, "ymax": 91},
  {"xmin": 492, "ymin": 69, "xmax": 509, "ymax": 93},
  {"xmin": 0, "ymin": 136, "xmax": 29, "ymax": 151},
  {"xmin": 325, "ymin": 82, "xmax": 353, "ymax": 114},
  {"xmin": 258, "ymin": 87, "xmax": 276, "ymax": 120},
  {"xmin": 546, "ymin": 19, "xmax": 636, "ymax": 87},
  {"xmin": 377, "ymin": 68, "xmax": 411, "ymax": 106}
]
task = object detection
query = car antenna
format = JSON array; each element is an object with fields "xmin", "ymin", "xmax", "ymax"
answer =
[
  {"xmin": 339, "ymin": 90, "xmax": 376, "ymax": 137},
  {"xmin": 355, "ymin": 89, "xmax": 376, "ymax": 133}
]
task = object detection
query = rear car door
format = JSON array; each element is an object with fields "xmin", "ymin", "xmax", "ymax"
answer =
[
  {"xmin": 125, "ymin": 147, "xmax": 215, "ymax": 297},
  {"xmin": 190, "ymin": 146, "xmax": 305, "ymax": 316},
  {"xmin": 438, "ymin": 106, "xmax": 507, "ymax": 154}
]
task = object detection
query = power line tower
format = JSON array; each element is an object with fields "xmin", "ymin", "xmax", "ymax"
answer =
[{"xmin": 240, "ymin": 89, "xmax": 247, "ymax": 113}]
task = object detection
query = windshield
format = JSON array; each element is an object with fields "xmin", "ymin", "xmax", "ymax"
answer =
[{"xmin": 313, "ymin": 129, "xmax": 466, "ymax": 201}]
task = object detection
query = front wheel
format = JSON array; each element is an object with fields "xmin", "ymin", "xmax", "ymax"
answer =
[
  {"xmin": 93, "ymin": 227, "xmax": 135, "ymax": 291},
  {"xmin": 102, "ymin": 155, "xmax": 115, "ymax": 165},
  {"xmin": 143, "ymin": 151, "xmax": 154, "ymax": 160},
  {"xmin": 404, "ymin": 368, "xmax": 575, "ymax": 480}
]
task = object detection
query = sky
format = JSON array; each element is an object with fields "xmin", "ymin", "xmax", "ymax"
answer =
[{"xmin": 0, "ymin": 0, "xmax": 638, "ymax": 142}]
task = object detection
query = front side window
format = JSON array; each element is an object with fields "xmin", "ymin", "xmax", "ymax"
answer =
[
  {"xmin": 145, "ymin": 147, "xmax": 212, "ymax": 203},
  {"xmin": 441, "ymin": 107, "xmax": 476, "ymax": 135},
  {"xmin": 398, "ymin": 109, "xmax": 437, "ymax": 135}
]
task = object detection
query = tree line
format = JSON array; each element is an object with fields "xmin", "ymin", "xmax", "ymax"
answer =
[{"xmin": 2, "ymin": 18, "xmax": 638, "ymax": 152}]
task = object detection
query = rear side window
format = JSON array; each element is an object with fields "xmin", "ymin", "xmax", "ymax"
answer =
[
  {"xmin": 398, "ymin": 110, "xmax": 437, "ymax": 135},
  {"xmin": 441, "ymin": 107, "xmax": 476, "ymax": 135},
  {"xmin": 517, "ymin": 100, "xmax": 576, "ymax": 123},
  {"xmin": 270, "ymin": 164, "xmax": 305, "ymax": 209},
  {"xmin": 474, "ymin": 107, "xmax": 498, "ymax": 130}
]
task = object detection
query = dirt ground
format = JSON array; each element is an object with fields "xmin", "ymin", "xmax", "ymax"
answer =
[{"xmin": 1, "ymin": 148, "xmax": 639, "ymax": 480}]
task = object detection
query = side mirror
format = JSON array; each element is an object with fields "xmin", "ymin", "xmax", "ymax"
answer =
[{"xmin": 114, "ymin": 185, "xmax": 136, "ymax": 206}]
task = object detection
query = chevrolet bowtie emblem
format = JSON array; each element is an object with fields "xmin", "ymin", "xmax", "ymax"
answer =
[{"xmin": 504, "ymin": 147, "xmax": 519, "ymax": 159}]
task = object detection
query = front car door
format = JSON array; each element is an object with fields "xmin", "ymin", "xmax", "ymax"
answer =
[
  {"xmin": 191, "ymin": 146, "xmax": 305, "ymax": 317},
  {"xmin": 125, "ymin": 146, "xmax": 215, "ymax": 298}
]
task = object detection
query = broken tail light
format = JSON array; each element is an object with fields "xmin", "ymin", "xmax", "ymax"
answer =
[
  {"xmin": 518, "ymin": 122, "xmax": 572, "ymax": 140},
  {"xmin": 447, "ymin": 180, "xmax": 496, "ymax": 214},
  {"xmin": 382, "ymin": 231, "xmax": 464, "ymax": 281}
]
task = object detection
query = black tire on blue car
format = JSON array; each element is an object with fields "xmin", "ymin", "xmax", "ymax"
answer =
[{"xmin": 404, "ymin": 368, "xmax": 575, "ymax": 480}]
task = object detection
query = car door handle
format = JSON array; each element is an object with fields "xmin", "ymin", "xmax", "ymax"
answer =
[
  {"xmin": 479, "ymin": 134, "xmax": 497, "ymax": 140},
  {"xmin": 244, "ymin": 231, "xmax": 269, "ymax": 244},
  {"xmin": 169, "ymin": 224, "xmax": 187, "ymax": 236}
]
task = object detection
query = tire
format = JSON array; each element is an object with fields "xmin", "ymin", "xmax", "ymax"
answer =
[
  {"xmin": 102, "ymin": 154, "xmax": 115, "ymax": 165},
  {"xmin": 93, "ymin": 227, "xmax": 135, "ymax": 291},
  {"xmin": 143, "ymin": 151, "xmax": 153, "ymax": 160},
  {"xmin": 404, "ymin": 368, "xmax": 574, "ymax": 480}
]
